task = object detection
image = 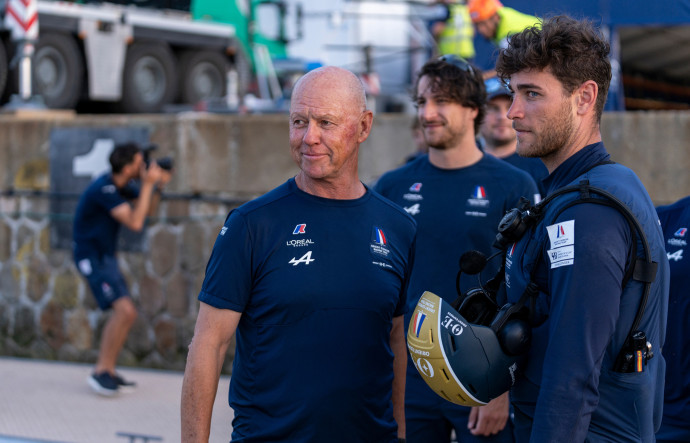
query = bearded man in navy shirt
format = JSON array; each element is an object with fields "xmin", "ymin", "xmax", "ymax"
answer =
[
  {"xmin": 375, "ymin": 55, "xmax": 537, "ymax": 443},
  {"xmin": 495, "ymin": 15, "xmax": 668, "ymax": 442}
]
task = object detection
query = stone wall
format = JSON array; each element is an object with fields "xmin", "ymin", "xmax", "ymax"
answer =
[
  {"xmin": 0, "ymin": 110, "xmax": 688, "ymax": 372},
  {"xmin": 0, "ymin": 194, "xmax": 232, "ymax": 371}
]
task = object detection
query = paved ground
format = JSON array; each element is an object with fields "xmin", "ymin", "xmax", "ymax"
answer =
[{"xmin": 0, "ymin": 357, "xmax": 233, "ymax": 443}]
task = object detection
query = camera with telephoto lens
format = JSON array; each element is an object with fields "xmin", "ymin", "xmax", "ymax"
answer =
[{"xmin": 141, "ymin": 143, "xmax": 174, "ymax": 171}]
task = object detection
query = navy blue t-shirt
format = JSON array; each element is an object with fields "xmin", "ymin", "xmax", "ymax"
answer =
[
  {"xmin": 73, "ymin": 173, "xmax": 137, "ymax": 258},
  {"xmin": 374, "ymin": 153, "xmax": 536, "ymax": 438},
  {"xmin": 500, "ymin": 152, "xmax": 548, "ymax": 198},
  {"xmin": 374, "ymin": 154, "xmax": 538, "ymax": 317},
  {"xmin": 656, "ymin": 196, "xmax": 690, "ymax": 439},
  {"xmin": 199, "ymin": 178, "xmax": 417, "ymax": 442}
]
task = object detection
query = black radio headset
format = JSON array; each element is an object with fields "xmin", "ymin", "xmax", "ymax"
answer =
[{"xmin": 454, "ymin": 177, "xmax": 658, "ymax": 372}]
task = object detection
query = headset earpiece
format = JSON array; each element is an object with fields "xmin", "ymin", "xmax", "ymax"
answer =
[
  {"xmin": 494, "ymin": 198, "xmax": 539, "ymax": 250},
  {"xmin": 490, "ymin": 304, "xmax": 532, "ymax": 356}
]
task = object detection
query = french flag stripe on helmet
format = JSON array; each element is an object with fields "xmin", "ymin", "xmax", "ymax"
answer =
[{"xmin": 414, "ymin": 311, "xmax": 426, "ymax": 337}]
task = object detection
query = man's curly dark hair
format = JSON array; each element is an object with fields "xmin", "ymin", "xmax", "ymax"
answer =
[
  {"xmin": 412, "ymin": 56, "xmax": 486, "ymax": 134},
  {"xmin": 496, "ymin": 15, "xmax": 612, "ymax": 123},
  {"xmin": 109, "ymin": 142, "xmax": 141, "ymax": 174}
]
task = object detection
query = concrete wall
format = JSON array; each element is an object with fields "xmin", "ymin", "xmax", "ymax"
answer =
[{"xmin": 0, "ymin": 110, "xmax": 687, "ymax": 371}]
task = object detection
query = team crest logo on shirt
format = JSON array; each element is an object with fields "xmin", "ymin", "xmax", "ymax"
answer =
[
  {"xmin": 674, "ymin": 227, "xmax": 687, "ymax": 237},
  {"xmin": 370, "ymin": 226, "xmax": 391, "ymax": 257},
  {"xmin": 409, "ymin": 183, "xmax": 422, "ymax": 192},
  {"xmin": 467, "ymin": 185, "xmax": 490, "ymax": 208},
  {"xmin": 101, "ymin": 184, "xmax": 116, "ymax": 194},
  {"xmin": 292, "ymin": 224, "xmax": 307, "ymax": 234},
  {"xmin": 413, "ymin": 311, "xmax": 426, "ymax": 338}
]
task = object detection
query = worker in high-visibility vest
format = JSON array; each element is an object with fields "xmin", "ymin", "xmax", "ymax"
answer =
[
  {"xmin": 468, "ymin": 0, "xmax": 539, "ymax": 49},
  {"xmin": 433, "ymin": 1, "xmax": 476, "ymax": 60}
]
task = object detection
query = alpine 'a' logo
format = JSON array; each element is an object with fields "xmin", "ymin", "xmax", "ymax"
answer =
[
  {"xmin": 289, "ymin": 251, "xmax": 315, "ymax": 266},
  {"xmin": 405, "ymin": 203, "xmax": 421, "ymax": 215}
]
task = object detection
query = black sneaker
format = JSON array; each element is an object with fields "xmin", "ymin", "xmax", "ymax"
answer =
[
  {"xmin": 113, "ymin": 373, "xmax": 137, "ymax": 393},
  {"xmin": 88, "ymin": 372, "xmax": 119, "ymax": 396}
]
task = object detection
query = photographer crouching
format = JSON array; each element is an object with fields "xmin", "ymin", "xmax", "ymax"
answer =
[{"xmin": 73, "ymin": 141, "xmax": 173, "ymax": 396}]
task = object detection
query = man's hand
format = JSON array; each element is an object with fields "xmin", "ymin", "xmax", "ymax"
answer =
[
  {"xmin": 158, "ymin": 169, "xmax": 173, "ymax": 187},
  {"xmin": 467, "ymin": 391, "xmax": 510, "ymax": 436},
  {"xmin": 140, "ymin": 161, "xmax": 166, "ymax": 186}
]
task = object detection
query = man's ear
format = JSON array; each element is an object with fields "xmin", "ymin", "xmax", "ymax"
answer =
[
  {"xmin": 358, "ymin": 110, "xmax": 374, "ymax": 143},
  {"xmin": 576, "ymin": 80, "xmax": 598, "ymax": 116}
]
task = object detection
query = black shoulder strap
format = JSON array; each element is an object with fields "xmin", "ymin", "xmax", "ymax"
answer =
[{"xmin": 534, "ymin": 178, "xmax": 658, "ymax": 367}]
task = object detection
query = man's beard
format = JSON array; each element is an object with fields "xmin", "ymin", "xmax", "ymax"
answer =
[
  {"xmin": 423, "ymin": 123, "xmax": 464, "ymax": 151},
  {"xmin": 485, "ymin": 131, "xmax": 516, "ymax": 150},
  {"xmin": 517, "ymin": 99, "xmax": 574, "ymax": 159}
]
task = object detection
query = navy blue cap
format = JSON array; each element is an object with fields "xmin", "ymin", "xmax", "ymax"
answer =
[{"xmin": 485, "ymin": 77, "xmax": 511, "ymax": 100}]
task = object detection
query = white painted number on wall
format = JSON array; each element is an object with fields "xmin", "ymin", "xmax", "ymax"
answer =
[{"xmin": 73, "ymin": 138, "xmax": 115, "ymax": 179}]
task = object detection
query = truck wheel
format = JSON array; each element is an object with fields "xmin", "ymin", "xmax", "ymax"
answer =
[
  {"xmin": 0, "ymin": 42, "xmax": 7, "ymax": 103},
  {"xmin": 34, "ymin": 33, "xmax": 84, "ymax": 109},
  {"xmin": 121, "ymin": 42, "xmax": 177, "ymax": 113},
  {"xmin": 178, "ymin": 50, "xmax": 228, "ymax": 105}
]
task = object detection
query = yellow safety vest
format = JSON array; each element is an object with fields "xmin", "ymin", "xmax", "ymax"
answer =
[
  {"xmin": 494, "ymin": 7, "xmax": 540, "ymax": 48},
  {"xmin": 438, "ymin": 4, "xmax": 476, "ymax": 60}
]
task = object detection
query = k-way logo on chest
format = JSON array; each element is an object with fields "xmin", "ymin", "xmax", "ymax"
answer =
[
  {"xmin": 546, "ymin": 220, "xmax": 575, "ymax": 269},
  {"xmin": 286, "ymin": 223, "xmax": 315, "ymax": 248}
]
